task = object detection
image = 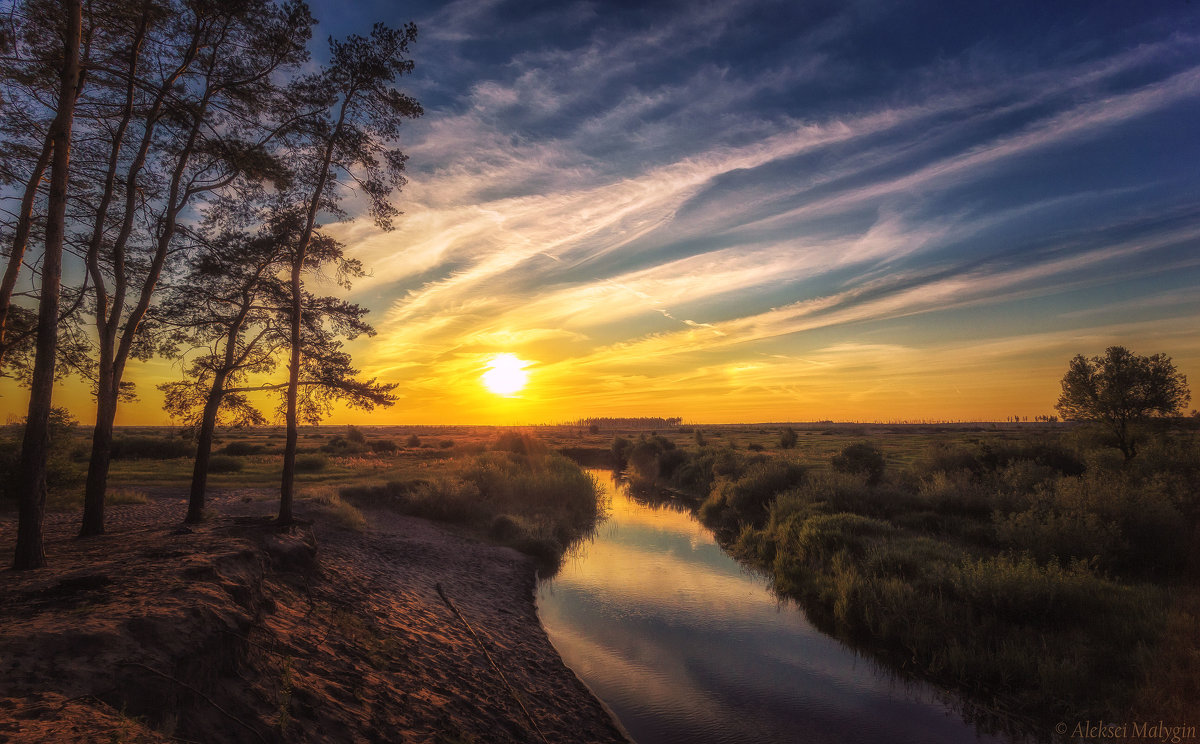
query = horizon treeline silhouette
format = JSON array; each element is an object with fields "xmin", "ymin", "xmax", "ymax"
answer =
[{"xmin": 1, "ymin": 0, "xmax": 420, "ymax": 569}]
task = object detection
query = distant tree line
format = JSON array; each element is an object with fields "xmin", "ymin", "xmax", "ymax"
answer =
[
  {"xmin": 1, "ymin": 0, "xmax": 420, "ymax": 569},
  {"xmin": 577, "ymin": 417, "xmax": 683, "ymax": 431}
]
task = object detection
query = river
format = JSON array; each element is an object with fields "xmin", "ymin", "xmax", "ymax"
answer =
[{"xmin": 536, "ymin": 469, "xmax": 1010, "ymax": 744}]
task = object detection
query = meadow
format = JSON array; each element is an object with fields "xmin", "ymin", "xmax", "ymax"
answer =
[
  {"xmin": 613, "ymin": 421, "xmax": 1200, "ymax": 735},
  {"xmin": 3, "ymin": 419, "xmax": 1196, "ymax": 735}
]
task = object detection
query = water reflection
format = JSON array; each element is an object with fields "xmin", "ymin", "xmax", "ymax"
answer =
[{"xmin": 537, "ymin": 470, "xmax": 1009, "ymax": 744}]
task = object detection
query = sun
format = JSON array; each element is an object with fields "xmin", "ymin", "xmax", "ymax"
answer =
[{"xmin": 482, "ymin": 353, "xmax": 530, "ymax": 396}]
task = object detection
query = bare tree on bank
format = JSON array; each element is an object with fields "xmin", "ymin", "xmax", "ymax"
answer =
[
  {"xmin": 76, "ymin": 0, "xmax": 311, "ymax": 536},
  {"xmin": 12, "ymin": 0, "xmax": 81, "ymax": 570},
  {"xmin": 276, "ymin": 23, "xmax": 421, "ymax": 524}
]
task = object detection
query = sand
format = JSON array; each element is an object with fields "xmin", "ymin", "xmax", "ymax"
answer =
[{"xmin": 0, "ymin": 490, "xmax": 629, "ymax": 743}]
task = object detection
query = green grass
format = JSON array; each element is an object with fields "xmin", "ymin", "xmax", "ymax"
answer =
[
  {"xmin": 629, "ymin": 425, "xmax": 1200, "ymax": 733},
  {"xmin": 337, "ymin": 433, "xmax": 604, "ymax": 572},
  {"xmin": 9, "ymin": 420, "xmax": 1196, "ymax": 732}
]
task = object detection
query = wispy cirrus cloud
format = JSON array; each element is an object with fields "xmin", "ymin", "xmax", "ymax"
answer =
[{"xmin": 323, "ymin": 1, "xmax": 1200, "ymax": 422}]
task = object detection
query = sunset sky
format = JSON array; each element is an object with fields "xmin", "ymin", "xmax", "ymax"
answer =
[{"xmin": 4, "ymin": 0, "xmax": 1199, "ymax": 425}]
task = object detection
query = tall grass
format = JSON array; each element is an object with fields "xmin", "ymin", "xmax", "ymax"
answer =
[
  {"xmin": 624, "ymin": 427, "xmax": 1198, "ymax": 730},
  {"xmin": 339, "ymin": 433, "xmax": 604, "ymax": 571}
]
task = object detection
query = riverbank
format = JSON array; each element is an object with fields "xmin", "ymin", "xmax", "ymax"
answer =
[
  {"xmin": 0, "ymin": 491, "xmax": 628, "ymax": 743},
  {"xmin": 617, "ymin": 429, "xmax": 1200, "ymax": 736}
]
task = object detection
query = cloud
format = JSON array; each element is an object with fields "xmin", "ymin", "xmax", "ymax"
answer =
[{"xmin": 325, "ymin": 6, "xmax": 1200, "ymax": 422}]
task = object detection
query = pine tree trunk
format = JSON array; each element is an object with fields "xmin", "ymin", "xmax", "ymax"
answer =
[
  {"xmin": 278, "ymin": 260, "xmax": 302, "ymax": 525},
  {"xmin": 13, "ymin": 0, "xmax": 81, "ymax": 570},
  {"xmin": 79, "ymin": 387, "xmax": 117, "ymax": 537},
  {"xmin": 187, "ymin": 373, "xmax": 227, "ymax": 523}
]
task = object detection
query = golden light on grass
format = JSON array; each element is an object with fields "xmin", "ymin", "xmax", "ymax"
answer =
[{"xmin": 482, "ymin": 353, "xmax": 531, "ymax": 397}]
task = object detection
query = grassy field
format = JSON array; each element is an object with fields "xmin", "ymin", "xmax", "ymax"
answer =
[
  {"xmin": 610, "ymin": 421, "xmax": 1200, "ymax": 737},
  {"xmin": 4, "ymin": 420, "xmax": 1197, "ymax": 735}
]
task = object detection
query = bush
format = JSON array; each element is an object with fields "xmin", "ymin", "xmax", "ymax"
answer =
[
  {"xmin": 488, "ymin": 514, "xmax": 523, "ymax": 541},
  {"xmin": 725, "ymin": 460, "xmax": 806, "ymax": 523},
  {"xmin": 321, "ymin": 436, "xmax": 365, "ymax": 455},
  {"xmin": 309, "ymin": 489, "xmax": 366, "ymax": 531},
  {"xmin": 779, "ymin": 426, "xmax": 797, "ymax": 449},
  {"xmin": 492, "ymin": 430, "xmax": 544, "ymax": 455},
  {"xmin": 295, "ymin": 454, "xmax": 328, "ymax": 472},
  {"xmin": 831, "ymin": 442, "xmax": 886, "ymax": 485},
  {"xmin": 369, "ymin": 439, "xmax": 398, "ymax": 454},
  {"xmin": 207, "ymin": 455, "xmax": 243, "ymax": 473},
  {"xmin": 405, "ymin": 434, "xmax": 421, "ymax": 448},
  {"xmin": 610, "ymin": 435, "xmax": 631, "ymax": 468},
  {"xmin": 220, "ymin": 441, "xmax": 264, "ymax": 456},
  {"xmin": 110, "ymin": 436, "xmax": 193, "ymax": 460},
  {"xmin": 346, "ymin": 425, "xmax": 366, "ymax": 444}
]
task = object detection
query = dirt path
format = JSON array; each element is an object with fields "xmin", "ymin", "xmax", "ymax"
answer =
[{"xmin": 0, "ymin": 492, "xmax": 628, "ymax": 743}]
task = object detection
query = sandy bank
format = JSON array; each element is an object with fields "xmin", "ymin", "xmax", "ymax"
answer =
[{"xmin": 0, "ymin": 491, "xmax": 628, "ymax": 743}]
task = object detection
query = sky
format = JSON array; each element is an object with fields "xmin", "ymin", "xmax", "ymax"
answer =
[{"xmin": 5, "ymin": 0, "xmax": 1200, "ymax": 425}]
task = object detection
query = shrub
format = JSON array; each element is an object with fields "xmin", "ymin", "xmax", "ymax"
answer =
[
  {"xmin": 610, "ymin": 435, "xmax": 631, "ymax": 468},
  {"xmin": 309, "ymin": 489, "xmax": 366, "ymax": 531},
  {"xmin": 439, "ymin": 439, "xmax": 454, "ymax": 448},
  {"xmin": 295, "ymin": 454, "xmax": 328, "ymax": 472},
  {"xmin": 779, "ymin": 426, "xmax": 797, "ymax": 449},
  {"xmin": 207, "ymin": 455, "xmax": 243, "ymax": 473},
  {"xmin": 831, "ymin": 442, "xmax": 886, "ymax": 485},
  {"xmin": 491, "ymin": 430, "xmax": 544, "ymax": 455},
  {"xmin": 0, "ymin": 438, "xmax": 83, "ymax": 503},
  {"xmin": 724, "ymin": 460, "xmax": 806, "ymax": 523},
  {"xmin": 405, "ymin": 434, "xmax": 421, "ymax": 448},
  {"xmin": 220, "ymin": 441, "xmax": 264, "ymax": 456},
  {"xmin": 346, "ymin": 425, "xmax": 366, "ymax": 444},
  {"xmin": 110, "ymin": 436, "xmax": 193, "ymax": 460},
  {"xmin": 369, "ymin": 439, "xmax": 398, "ymax": 454},
  {"xmin": 321, "ymin": 436, "xmax": 365, "ymax": 455},
  {"xmin": 775, "ymin": 512, "xmax": 895, "ymax": 569},
  {"xmin": 488, "ymin": 514, "xmax": 523, "ymax": 541}
]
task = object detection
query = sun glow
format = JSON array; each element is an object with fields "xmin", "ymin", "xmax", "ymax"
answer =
[{"xmin": 482, "ymin": 353, "xmax": 531, "ymax": 396}]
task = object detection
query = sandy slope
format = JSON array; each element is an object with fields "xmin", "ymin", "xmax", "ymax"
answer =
[{"xmin": 0, "ymin": 491, "xmax": 628, "ymax": 743}]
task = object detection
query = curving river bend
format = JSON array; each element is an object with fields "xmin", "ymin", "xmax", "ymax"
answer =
[{"xmin": 536, "ymin": 470, "xmax": 1010, "ymax": 744}]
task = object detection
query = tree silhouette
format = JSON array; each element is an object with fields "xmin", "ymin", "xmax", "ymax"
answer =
[
  {"xmin": 275, "ymin": 22, "xmax": 420, "ymax": 524},
  {"xmin": 1056, "ymin": 346, "xmax": 1190, "ymax": 460},
  {"xmin": 11, "ymin": 0, "xmax": 81, "ymax": 570},
  {"xmin": 158, "ymin": 205, "xmax": 394, "ymax": 522},
  {"xmin": 76, "ymin": 0, "xmax": 311, "ymax": 536}
]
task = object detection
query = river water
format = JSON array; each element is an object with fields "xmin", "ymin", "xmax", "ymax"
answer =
[{"xmin": 536, "ymin": 470, "xmax": 1009, "ymax": 744}]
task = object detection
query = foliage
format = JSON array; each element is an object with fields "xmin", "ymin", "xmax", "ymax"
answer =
[
  {"xmin": 220, "ymin": 442, "xmax": 265, "ymax": 456},
  {"xmin": 616, "ymin": 421, "xmax": 1199, "ymax": 728},
  {"xmin": 295, "ymin": 455, "xmax": 328, "ymax": 473},
  {"xmin": 779, "ymin": 426, "xmax": 797, "ymax": 449},
  {"xmin": 1056, "ymin": 346, "xmax": 1190, "ymax": 459},
  {"xmin": 109, "ymin": 437, "xmax": 193, "ymax": 460},
  {"xmin": 491, "ymin": 430, "xmax": 545, "ymax": 455},
  {"xmin": 339, "ymin": 434, "xmax": 602, "ymax": 571},
  {"xmin": 206, "ymin": 455, "xmax": 244, "ymax": 473},
  {"xmin": 369, "ymin": 439, "xmax": 397, "ymax": 454},
  {"xmin": 830, "ymin": 442, "xmax": 886, "ymax": 485},
  {"xmin": 321, "ymin": 436, "xmax": 366, "ymax": 455}
]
